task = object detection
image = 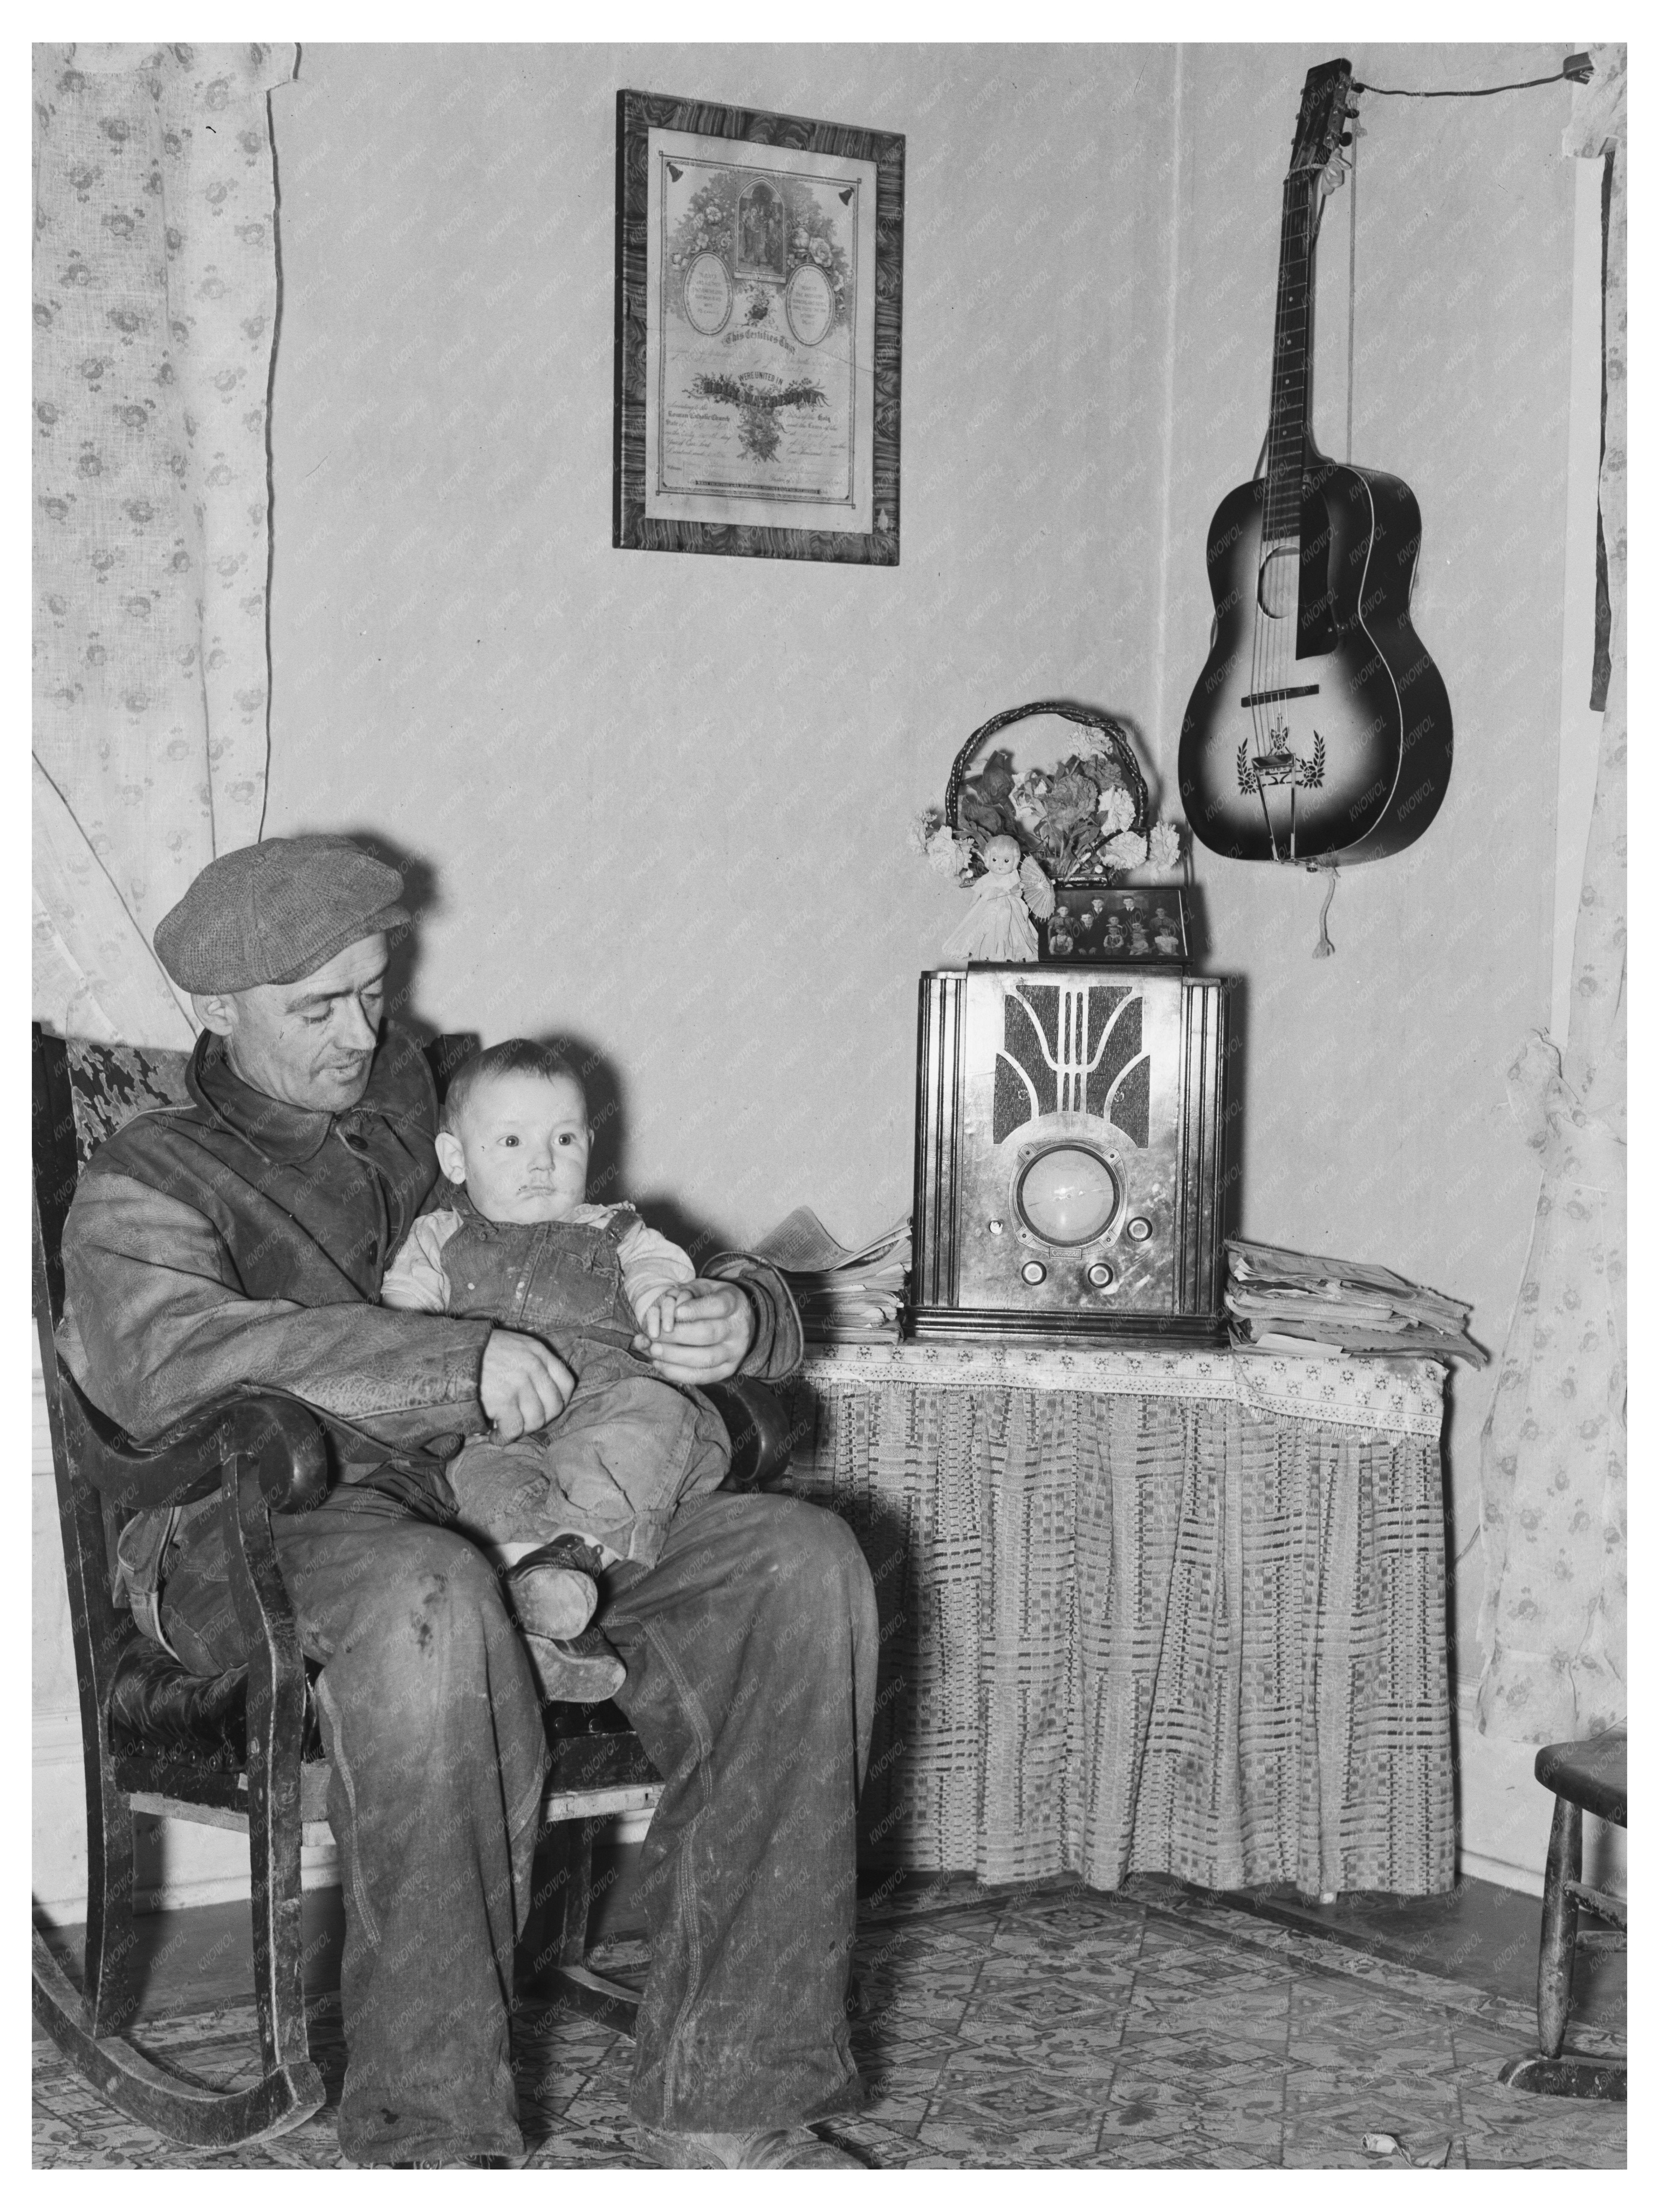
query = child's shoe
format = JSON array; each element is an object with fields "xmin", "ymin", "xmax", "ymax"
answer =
[
  {"xmin": 521, "ymin": 1620, "xmax": 627, "ymax": 1705},
  {"xmin": 506, "ymin": 1537, "xmax": 624, "ymax": 1702},
  {"xmin": 504, "ymin": 1535, "xmax": 607, "ymax": 1640}
]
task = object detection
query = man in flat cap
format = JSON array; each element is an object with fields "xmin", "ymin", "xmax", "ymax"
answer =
[{"xmin": 59, "ymin": 834, "xmax": 876, "ymax": 2170}]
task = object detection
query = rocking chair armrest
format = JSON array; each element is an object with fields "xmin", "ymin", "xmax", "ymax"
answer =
[
  {"xmin": 59, "ymin": 1375, "xmax": 330, "ymax": 1518},
  {"xmin": 217, "ymin": 1392, "xmax": 331, "ymax": 1516},
  {"xmin": 703, "ymin": 1378, "xmax": 796, "ymax": 1491}
]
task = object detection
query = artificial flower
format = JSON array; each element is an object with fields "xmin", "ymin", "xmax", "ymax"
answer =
[
  {"xmin": 1148, "ymin": 823, "xmax": 1182, "ymax": 871},
  {"xmin": 926, "ymin": 824, "xmax": 971, "ymax": 877},
  {"xmin": 1047, "ymin": 772, "xmax": 1101, "ymax": 838},
  {"xmin": 1103, "ymin": 830, "xmax": 1148, "ymax": 869},
  {"xmin": 810, "ymin": 238, "xmax": 832, "ymax": 265},
  {"xmin": 1097, "ymin": 787, "xmax": 1136, "ymax": 834}
]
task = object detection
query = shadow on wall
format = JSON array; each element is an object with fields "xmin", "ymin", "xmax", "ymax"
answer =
[
  {"xmin": 282, "ymin": 827, "xmax": 739, "ymax": 1253},
  {"xmin": 1220, "ymin": 970, "xmax": 1248, "ymax": 1244},
  {"xmin": 542, "ymin": 1028, "xmax": 735, "ymax": 1269},
  {"xmin": 312, "ymin": 823, "xmax": 443, "ymax": 1043}
]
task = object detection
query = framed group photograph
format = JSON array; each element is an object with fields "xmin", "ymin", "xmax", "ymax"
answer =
[{"xmin": 614, "ymin": 89, "xmax": 905, "ymax": 566}]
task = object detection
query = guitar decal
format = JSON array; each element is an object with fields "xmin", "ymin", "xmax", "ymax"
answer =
[{"xmin": 1236, "ymin": 725, "xmax": 1326, "ymax": 796}]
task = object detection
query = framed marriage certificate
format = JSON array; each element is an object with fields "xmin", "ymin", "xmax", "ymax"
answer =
[{"xmin": 615, "ymin": 90, "xmax": 904, "ymax": 565}]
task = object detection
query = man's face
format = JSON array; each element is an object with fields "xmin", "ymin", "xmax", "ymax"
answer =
[
  {"xmin": 436, "ymin": 1071, "xmax": 591, "ymax": 1224},
  {"xmin": 196, "ymin": 934, "xmax": 389, "ymax": 1113}
]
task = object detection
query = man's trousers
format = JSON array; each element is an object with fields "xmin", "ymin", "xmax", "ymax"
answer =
[{"xmin": 161, "ymin": 1481, "xmax": 878, "ymax": 2166}]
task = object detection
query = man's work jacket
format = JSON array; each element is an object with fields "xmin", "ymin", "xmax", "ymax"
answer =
[{"xmin": 59, "ymin": 1021, "xmax": 803, "ymax": 1636}]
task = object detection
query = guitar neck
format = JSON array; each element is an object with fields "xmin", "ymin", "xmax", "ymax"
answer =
[{"xmin": 1262, "ymin": 174, "xmax": 1319, "ymax": 541}]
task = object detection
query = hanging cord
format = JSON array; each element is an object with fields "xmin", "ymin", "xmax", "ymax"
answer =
[
  {"xmin": 1308, "ymin": 856, "xmax": 1339, "ymax": 958},
  {"xmin": 1355, "ymin": 54, "xmax": 1592, "ymax": 98}
]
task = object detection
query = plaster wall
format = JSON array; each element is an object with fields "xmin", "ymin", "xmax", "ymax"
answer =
[{"xmin": 262, "ymin": 40, "xmax": 1182, "ymax": 1256}]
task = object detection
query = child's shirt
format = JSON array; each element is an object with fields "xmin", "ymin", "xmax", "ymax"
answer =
[{"xmin": 382, "ymin": 1199, "xmax": 694, "ymax": 1326}]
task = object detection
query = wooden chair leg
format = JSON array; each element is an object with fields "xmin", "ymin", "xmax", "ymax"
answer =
[
  {"xmin": 538, "ymin": 1817, "xmax": 641, "ymax": 2035},
  {"xmin": 1498, "ymin": 1791, "xmax": 1626, "ymax": 2102},
  {"xmin": 82, "ymin": 1783, "xmax": 142, "ymax": 2038},
  {"xmin": 1537, "ymin": 1792, "xmax": 1581, "ymax": 2059},
  {"xmin": 516, "ymin": 1813, "xmax": 591, "ymax": 1998},
  {"xmin": 223, "ymin": 1454, "xmax": 326, "ymax": 2122}
]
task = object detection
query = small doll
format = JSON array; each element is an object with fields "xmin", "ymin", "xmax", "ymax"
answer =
[{"xmin": 941, "ymin": 833, "xmax": 1054, "ymax": 963}]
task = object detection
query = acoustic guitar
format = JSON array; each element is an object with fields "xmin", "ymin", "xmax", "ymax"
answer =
[{"xmin": 1177, "ymin": 59, "xmax": 1453, "ymax": 864}]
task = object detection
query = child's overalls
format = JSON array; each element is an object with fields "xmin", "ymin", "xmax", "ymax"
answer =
[{"xmin": 439, "ymin": 1203, "xmax": 730, "ymax": 1566}]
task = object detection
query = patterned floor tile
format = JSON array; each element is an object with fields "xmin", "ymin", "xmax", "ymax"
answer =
[{"xmin": 34, "ymin": 1883, "xmax": 1626, "ymax": 2170}]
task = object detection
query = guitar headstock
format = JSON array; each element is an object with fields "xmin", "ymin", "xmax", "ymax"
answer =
[{"xmin": 1289, "ymin": 58, "xmax": 1356, "ymax": 178}]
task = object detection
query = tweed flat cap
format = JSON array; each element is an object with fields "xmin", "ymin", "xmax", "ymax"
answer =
[{"xmin": 153, "ymin": 835, "xmax": 411, "ymax": 992}]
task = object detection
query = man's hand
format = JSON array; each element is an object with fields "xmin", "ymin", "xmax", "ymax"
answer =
[
  {"xmin": 636, "ymin": 1280, "xmax": 754, "ymax": 1385},
  {"xmin": 480, "ymin": 1329, "xmax": 575, "ymax": 1442}
]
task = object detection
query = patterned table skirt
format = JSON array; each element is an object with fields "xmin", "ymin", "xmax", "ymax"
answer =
[{"xmin": 784, "ymin": 1343, "xmax": 1453, "ymax": 1897}]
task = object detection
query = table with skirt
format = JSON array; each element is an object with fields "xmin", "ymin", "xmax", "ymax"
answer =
[{"xmin": 780, "ymin": 1340, "xmax": 1453, "ymax": 1897}]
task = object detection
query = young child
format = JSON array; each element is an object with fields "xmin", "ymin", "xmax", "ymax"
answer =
[{"xmin": 381, "ymin": 1038, "xmax": 731, "ymax": 1699}]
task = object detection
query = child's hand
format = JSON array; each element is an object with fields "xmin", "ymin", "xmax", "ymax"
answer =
[{"xmin": 644, "ymin": 1291, "xmax": 680, "ymax": 1342}]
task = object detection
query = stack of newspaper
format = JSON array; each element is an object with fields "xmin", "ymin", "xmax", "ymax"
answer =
[
  {"xmin": 1225, "ymin": 1236, "xmax": 1487, "ymax": 1365},
  {"xmin": 751, "ymin": 1208, "xmax": 911, "ymax": 1343}
]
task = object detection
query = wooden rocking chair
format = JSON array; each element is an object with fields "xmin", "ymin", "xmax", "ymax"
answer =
[{"xmin": 30, "ymin": 1024, "xmax": 792, "ymax": 2147}]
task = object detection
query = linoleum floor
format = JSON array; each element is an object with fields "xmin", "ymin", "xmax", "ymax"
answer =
[{"xmin": 33, "ymin": 1872, "xmax": 1626, "ymax": 2169}]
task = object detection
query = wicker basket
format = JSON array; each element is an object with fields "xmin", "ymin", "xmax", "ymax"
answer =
[
  {"xmin": 946, "ymin": 699, "xmax": 1186, "ymax": 963},
  {"xmin": 944, "ymin": 699, "xmax": 1149, "ymax": 862}
]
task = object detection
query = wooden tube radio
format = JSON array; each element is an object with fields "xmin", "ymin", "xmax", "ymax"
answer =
[{"xmin": 910, "ymin": 964, "xmax": 1231, "ymax": 1343}]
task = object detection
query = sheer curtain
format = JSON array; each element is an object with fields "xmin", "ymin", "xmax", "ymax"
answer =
[
  {"xmin": 31, "ymin": 41, "xmax": 295, "ymax": 1046},
  {"xmin": 1477, "ymin": 46, "xmax": 1626, "ymax": 1744}
]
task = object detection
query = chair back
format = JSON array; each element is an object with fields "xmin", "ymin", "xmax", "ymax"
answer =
[
  {"xmin": 32, "ymin": 1028, "xmax": 161, "ymax": 1793},
  {"xmin": 34, "ymin": 1030, "xmax": 197, "ymax": 1325}
]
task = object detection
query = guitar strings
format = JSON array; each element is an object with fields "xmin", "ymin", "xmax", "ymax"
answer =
[
  {"xmin": 1346, "ymin": 128, "xmax": 1357, "ymax": 467},
  {"xmin": 1261, "ymin": 175, "xmax": 1310, "ymax": 817},
  {"xmin": 1259, "ymin": 176, "xmax": 1297, "ymax": 787}
]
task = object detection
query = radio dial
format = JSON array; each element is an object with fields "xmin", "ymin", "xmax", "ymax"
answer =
[
  {"xmin": 987, "ymin": 1219, "xmax": 1005, "ymax": 1235},
  {"xmin": 1020, "ymin": 1260, "xmax": 1047, "ymax": 1286},
  {"xmin": 1014, "ymin": 1145, "xmax": 1118, "ymax": 1246},
  {"xmin": 1126, "ymin": 1217, "xmax": 1152, "ymax": 1242},
  {"xmin": 1087, "ymin": 1262, "xmax": 1115, "ymax": 1289}
]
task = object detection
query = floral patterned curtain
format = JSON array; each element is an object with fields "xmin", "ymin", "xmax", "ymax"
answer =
[
  {"xmin": 31, "ymin": 41, "xmax": 295, "ymax": 1047},
  {"xmin": 1477, "ymin": 46, "xmax": 1626, "ymax": 1745}
]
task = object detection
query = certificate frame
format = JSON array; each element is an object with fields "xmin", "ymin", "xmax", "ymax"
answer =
[{"xmin": 615, "ymin": 88, "xmax": 904, "ymax": 565}]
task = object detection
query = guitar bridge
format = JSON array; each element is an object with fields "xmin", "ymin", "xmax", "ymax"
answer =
[{"xmin": 1239, "ymin": 683, "xmax": 1320, "ymax": 707}]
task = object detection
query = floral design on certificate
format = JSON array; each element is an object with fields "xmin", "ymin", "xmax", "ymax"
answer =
[{"xmin": 644, "ymin": 130, "xmax": 878, "ymax": 534}]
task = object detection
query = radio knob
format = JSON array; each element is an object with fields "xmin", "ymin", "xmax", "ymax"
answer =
[
  {"xmin": 987, "ymin": 1219, "xmax": 1005, "ymax": 1235},
  {"xmin": 1086, "ymin": 1262, "xmax": 1115, "ymax": 1289},
  {"xmin": 1126, "ymin": 1217, "xmax": 1152, "ymax": 1242},
  {"xmin": 1020, "ymin": 1260, "xmax": 1047, "ymax": 1286}
]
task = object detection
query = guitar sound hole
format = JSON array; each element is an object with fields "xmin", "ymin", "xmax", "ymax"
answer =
[{"xmin": 1257, "ymin": 550, "xmax": 1298, "ymax": 619}]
